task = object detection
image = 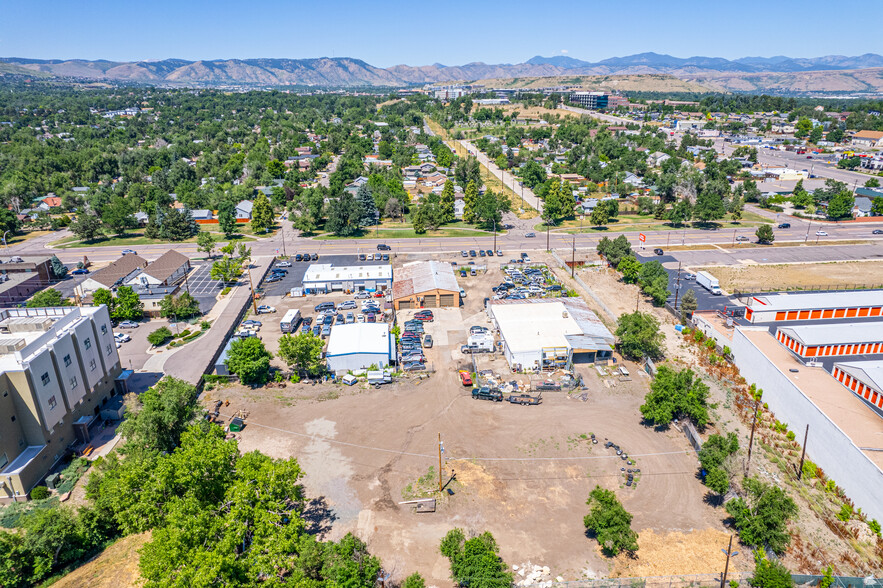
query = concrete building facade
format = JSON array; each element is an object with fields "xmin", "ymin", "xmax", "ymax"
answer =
[
  {"xmin": 326, "ymin": 323, "xmax": 394, "ymax": 373},
  {"xmin": 0, "ymin": 306, "xmax": 122, "ymax": 501},
  {"xmin": 392, "ymin": 261, "xmax": 459, "ymax": 310}
]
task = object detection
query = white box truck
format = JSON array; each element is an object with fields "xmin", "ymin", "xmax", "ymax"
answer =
[
  {"xmin": 696, "ymin": 271, "xmax": 722, "ymax": 296},
  {"xmin": 280, "ymin": 308, "xmax": 302, "ymax": 333}
]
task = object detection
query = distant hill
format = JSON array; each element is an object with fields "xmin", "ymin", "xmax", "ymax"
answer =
[{"xmin": 2, "ymin": 53, "xmax": 883, "ymax": 92}]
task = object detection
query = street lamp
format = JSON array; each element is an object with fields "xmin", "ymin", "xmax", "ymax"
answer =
[
  {"xmin": 1, "ymin": 230, "xmax": 9, "ymax": 251},
  {"xmin": 720, "ymin": 536, "xmax": 739, "ymax": 588}
]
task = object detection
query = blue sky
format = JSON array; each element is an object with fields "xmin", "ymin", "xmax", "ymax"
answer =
[{"xmin": 1, "ymin": 0, "xmax": 879, "ymax": 66}]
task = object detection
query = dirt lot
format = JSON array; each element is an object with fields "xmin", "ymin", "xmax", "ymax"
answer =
[
  {"xmin": 696, "ymin": 260, "xmax": 883, "ymax": 292},
  {"xmin": 51, "ymin": 532, "xmax": 149, "ymax": 588},
  {"xmin": 204, "ymin": 256, "xmax": 728, "ymax": 584}
]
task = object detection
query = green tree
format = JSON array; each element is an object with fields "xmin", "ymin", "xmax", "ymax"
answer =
[
  {"xmin": 726, "ymin": 477, "xmax": 798, "ymax": 555},
  {"xmin": 693, "ymin": 191, "xmax": 726, "ymax": 223},
  {"xmin": 218, "ymin": 200, "xmax": 237, "ymax": 238},
  {"xmin": 865, "ymin": 178, "xmax": 880, "ymax": 188},
  {"xmin": 355, "ymin": 184, "xmax": 379, "ymax": 226},
  {"xmin": 70, "ymin": 209, "xmax": 104, "ymax": 242},
  {"xmin": 439, "ymin": 528, "xmax": 513, "ymax": 588},
  {"xmin": 439, "ymin": 180, "xmax": 456, "ymax": 224},
  {"xmin": 756, "ymin": 224, "xmax": 775, "ymax": 244},
  {"xmin": 794, "ymin": 117, "xmax": 812, "ymax": 138},
  {"xmin": 211, "ymin": 243, "xmax": 244, "ymax": 284},
  {"xmin": 872, "ymin": 197, "xmax": 883, "ymax": 217},
  {"xmin": 278, "ymin": 332, "xmax": 325, "ymax": 377},
  {"xmin": 837, "ymin": 157, "xmax": 861, "ymax": 170},
  {"xmin": 403, "ymin": 572, "xmax": 426, "ymax": 588},
  {"xmin": 159, "ymin": 292, "xmax": 201, "ymax": 319},
  {"xmin": 583, "ymin": 486, "xmax": 639, "ymax": 556},
  {"xmin": 101, "ymin": 195, "xmax": 136, "ymax": 236},
  {"xmin": 112, "ymin": 286, "xmax": 144, "ymax": 321},
  {"xmin": 197, "ymin": 231, "xmax": 216, "ymax": 259},
  {"xmin": 590, "ymin": 204, "xmax": 609, "ymax": 227},
  {"xmin": 641, "ymin": 366, "xmax": 710, "ymax": 428},
  {"xmin": 226, "ymin": 337, "xmax": 273, "ymax": 386},
  {"xmin": 325, "ymin": 193, "xmax": 363, "ymax": 237},
  {"xmin": 826, "ymin": 191, "xmax": 855, "ymax": 220},
  {"xmin": 463, "ymin": 180, "xmax": 479, "ymax": 224},
  {"xmin": 617, "ymin": 255, "xmax": 641, "ymax": 284},
  {"xmin": 93, "ymin": 288, "xmax": 114, "ymax": 313},
  {"xmin": 680, "ymin": 288, "xmax": 698, "ymax": 323},
  {"xmin": 698, "ymin": 433, "xmax": 739, "ymax": 496},
  {"xmin": 267, "ymin": 159, "xmax": 286, "ymax": 178},
  {"xmin": 615, "ymin": 311, "xmax": 664, "ymax": 360},
  {"xmin": 49, "ymin": 255, "xmax": 68, "ymax": 279},
  {"xmin": 791, "ymin": 180, "xmax": 812, "ymax": 208},
  {"xmin": 118, "ymin": 377, "xmax": 197, "ymax": 453},
  {"xmin": 521, "ymin": 160, "xmax": 547, "ymax": 188},
  {"xmin": 472, "ymin": 189, "xmax": 511, "ymax": 228},
  {"xmin": 638, "ymin": 260, "xmax": 669, "ymax": 306},
  {"xmin": 147, "ymin": 326, "xmax": 173, "ymax": 346},
  {"xmin": 809, "ymin": 125, "xmax": 823, "ymax": 144},
  {"xmin": 597, "ymin": 235, "xmax": 632, "ymax": 268},
  {"xmin": 250, "ymin": 193, "xmax": 274, "ymax": 233},
  {"xmin": 27, "ymin": 288, "xmax": 69, "ymax": 307},
  {"xmin": 749, "ymin": 550, "xmax": 794, "ymax": 588},
  {"xmin": 666, "ymin": 199, "xmax": 692, "ymax": 226}
]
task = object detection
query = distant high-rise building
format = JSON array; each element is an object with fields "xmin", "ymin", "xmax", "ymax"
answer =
[
  {"xmin": 569, "ymin": 92, "xmax": 628, "ymax": 110},
  {"xmin": 0, "ymin": 306, "xmax": 122, "ymax": 502}
]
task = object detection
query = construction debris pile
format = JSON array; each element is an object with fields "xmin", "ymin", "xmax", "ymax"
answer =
[{"xmin": 512, "ymin": 562, "xmax": 564, "ymax": 587}]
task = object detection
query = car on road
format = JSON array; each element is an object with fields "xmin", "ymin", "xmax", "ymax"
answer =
[
  {"xmin": 377, "ymin": 244, "xmax": 391, "ymax": 251},
  {"xmin": 873, "ymin": 229, "xmax": 883, "ymax": 235},
  {"xmin": 71, "ymin": 268, "xmax": 89, "ymax": 275},
  {"xmin": 816, "ymin": 230, "xmax": 828, "ymax": 236},
  {"xmin": 735, "ymin": 236, "xmax": 749, "ymax": 242},
  {"xmin": 257, "ymin": 305, "xmax": 276, "ymax": 314},
  {"xmin": 778, "ymin": 222, "xmax": 791, "ymax": 229},
  {"xmin": 458, "ymin": 370, "xmax": 473, "ymax": 386},
  {"xmin": 423, "ymin": 334, "xmax": 433, "ymax": 348},
  {"xmin": 121, "ymin": 249, "xmax": 137, "ymax": 255},
  {"xmin": 113, "ymin": 333, "xmax": 131, "ymax": 343},
  {"xmin": 525, "ymin": 232, "xmax": 536, "ymax": 238},
  {"xmin": 276, "ymin": 261, "xmax": 292, "ymax": 267},
  {"xmin": 118, "ymin": 320, "xmax": 139, "ymax": 328}
]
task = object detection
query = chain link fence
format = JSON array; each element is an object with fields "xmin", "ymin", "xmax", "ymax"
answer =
[{"xmin": 519, "ymin": 574, "xmax": 748, "ymax": 588}]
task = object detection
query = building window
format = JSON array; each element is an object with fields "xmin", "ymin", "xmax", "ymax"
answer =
[
  {"xmin": 106, "ymin": 344, "xmax": 112, "ymax": 355},
  {"xmin": 84, "ymin": 338, "xmax": 91, "ymax": 350},
  {"xmin": 64, "ymin": 354, "xmax": 72, "ymax": 367},
  {"xmin": 0, "ymin": 453, "xmax": 7, "ymax": 469},
  {"xmin": 70, "ymin": 376, "xmax": 78, "ymax": 388},
  {"xmin": 48, "ymin": 395, "xmax": 57, "ymax": 410},
  {"xmin": 41, "ymin": 372, "xmax": 50, "ymax": 386},
  {"xmin": 101, "ymin": 324, "xmax": 108, "ymax": 335},
  {"xmin": 89, "ymin": 359, "xmax": 96, "ymax": 371}
]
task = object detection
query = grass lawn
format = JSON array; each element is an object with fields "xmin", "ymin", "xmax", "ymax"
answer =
[
  {"xmin": 316, "ymin": 226, "xmax": 494, "ymax": 240},
  {"xmin": 51, "ymin": 231, "xmax": 256, "ymax": 248},
  {"xmin": 543, "ymin": 211, "xmax": 772, "ymax": 234},
  {"xmin": 5, "ymin": 230, "xmax": 56, "ymax": 246}
]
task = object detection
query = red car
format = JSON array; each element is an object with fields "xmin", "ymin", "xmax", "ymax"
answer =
[
  {"xmin": 372, "ymin": 291, "xmax": 384, "ymax": 298},
  {"xmin": 458, "ymin": 370, "xmax": 473, "ymax": 386},
  {"xmin": 413, "ymin": 311, "xmax": 434, "ymax": 322}
]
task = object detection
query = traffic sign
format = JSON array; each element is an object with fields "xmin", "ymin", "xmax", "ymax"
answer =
[{"xmin": 639, "ymin": 233, "xmax": 646, "ymax": 243}]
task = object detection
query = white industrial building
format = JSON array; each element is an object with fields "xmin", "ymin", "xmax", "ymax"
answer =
[
  {"xmin": 326, "ymin": 323, "xmax": 394, "ymax": 373},
  {"xmin": 302, "ymin": 264, "xmax": 392, "ymax": 294},
  {"xmin": 487, "ymin": 299, "xmax": 614, "ymax": 371}
]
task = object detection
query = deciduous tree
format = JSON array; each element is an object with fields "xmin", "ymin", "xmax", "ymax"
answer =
[
  {"xmin": 278, "ymin": 332, "xmax": 325, "ymax": 377},
  {"xmin": 226, "ymin": 337, "xmax": 272, "ymax": 386},
  {"xmin": 615, "ymin": 311, "xmax": 663, "ymax": 360},
  {"xmin": 583, "ymin": 486, "xmax": 638, "ymax": 556},
  {"xmin": 640, "ymin": 366, "xmax": 710, "ymax": 428}
]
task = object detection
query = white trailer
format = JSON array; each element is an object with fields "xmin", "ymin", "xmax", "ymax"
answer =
[
  {"xmin": 280, "ymin": 308, "xmax": 302, "ymax": 333},
  {"xmin": 696, "ymin": 271, "xmax": 722, "ymax": 296}
]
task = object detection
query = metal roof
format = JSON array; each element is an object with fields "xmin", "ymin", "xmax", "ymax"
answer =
[
  {"xmin": 489, "ymin": 298, "xmax": 614, "ymax": 354},
  {"xmin": 778, "ymin": 322, "xmax": 883, "ymax": 347},
  {"xmin": 834, "ymin": 360, "xmax": 883, "ymax": 393},
  {"xmin": 749, "ymin": 290, "xmax": 883, "ymax": 312},
  {"xmin": 303, "ymin": 264, "xmax": 392, "ymax": 283},
  {"xmin": 326, "ymin": 323, "xmax": 391, "ymax": 357},
  {"xmin": 392, "ymin": 261, "xmax": 458, "ymax": 299}
]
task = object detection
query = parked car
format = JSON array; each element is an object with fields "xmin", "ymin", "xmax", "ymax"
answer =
[
  {"xmin": 311, "ymin": 253, "xmax": 318, "ymax": 260},
  {"xmin": 469, "ymin": 250, "xmax": 477, "ymax": 257},
  {"xmin": 423, "ymin": 334, "xmax": 433, "ymax": 348},
  {"xmin": 381, "ymin": 254, "xmax": 390, "ymax": 261},
  {"xmin": 311, "ymin": 325, "xmax": 320, "ymax": 336},
  {"xmin": 118, "ymin": 320, "xmax": 139, "ymax": 328},
  {"xmin": 461, "ymin": 250, "xmax": 468, "ymax": 257},
  {"xmin": 113, "ymin": 333, "xmax": 131, "ymax": 343},
  {"xmin": 472, "ymin": 386, "xmax": 503, "ymax": 402},
  {"xmin": 346, "ymin": 312, "xmax": 355, "ymax": 324},
  {"xmin": 357, "ymin": 314, "xmax": 365, "ymax": 323},
  {"xmin": 295, "ymin": 254, "xmax": 304, "ymax": 262},
  {"xmin": 458, "ymin": 370, "xmax": 473, "ymax": 386},
  {"xmin": 401, "ymin": 354, "xmax": 425, "ymax": 363},
  {"xmin": 338, "ymin": 300, "xmax": 357, "ymax": 310},
  {"xmin": 496, "ymin": 249, "xmax": 503, "ymax": 256},
  {"xmin": 403, "ymin": 362, "xmax": 426, "ymax": 371},
  {"xmin": 257, "ymin": 305, "xmax": 276, "ymax": 314},
  {"xmin": 321, "ymin": 325, "xmax": 331, "ymax": 337},
  {"xmin": 359, "ymin": 254, "xmax": 366, "ymax": 261},
  {"xmin": 71, "ymin": 268, "xmax": 89, "ymax": 275},
  {"xmin": 479, "ymin": 250, "xmax": 486, "ymax": 257},
  {"xmin": 314, "ymin": 302, "xmax": 335, "ymax": 312},
  {"xmin": 276, "ymin": 261, "xmax": 292, "ymax": 267},
  {"xmin": 354, "ymin": 291, "xmax": 370, "ymax": 299},
  {"xmin": 303, "ymin": 317, "xmax": 313, "ymax": 326},
  {"xmin": 653, "ymin": 248, "xmax": 664, "ymax": 255},
  {"xmin": 241, "ymin": 320, "xmax": 262, "ymax": 328}
]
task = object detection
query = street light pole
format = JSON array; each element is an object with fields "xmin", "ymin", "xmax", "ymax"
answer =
[
  {"xmin": 720, "ymin": 535, "xmax": 738, "ymax": 588},
  {"xmin": 1, "ymin": 230, "xmax": 9, "ymax": 251},
  {"xmin": 493, "ymin": 219, "xmax": 497, "ymax": 252}
]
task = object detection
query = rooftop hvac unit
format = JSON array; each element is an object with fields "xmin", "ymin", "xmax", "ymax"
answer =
[
  {"xmin": 562, "ymin": 311, "xmax": 569, "ymax": 318},
  {"xmin": 0, "ymin": 337, "xmax": 26, "ymax": 354}
]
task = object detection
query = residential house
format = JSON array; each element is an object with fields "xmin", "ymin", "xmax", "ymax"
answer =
[
  {"xmin": 647, "ymin": 152, "xmax": 671, "ymax": 167},
  {"xmin": 851, "ymin": 131, "xmax": 883, "ymax": 148},
  {"xmin": 125, "ymin": 250, "xmax": 191, "ymax": 289},
  {"xmin": 74, "ymin": 254, "xmax": 148, "ymax": 298},
  {"xmin": 131, "ymin": 284, "xmax": 180, "ymax": 316},
  {"xmin": 190, "ymin": 209, "xmax": 213, "ymax": 220},
  {"xmin": 41, "ymin": 196, "xmax": 62, "ymax": 209},
  {"xmin": 235, "ymin": 200, "xmax": 253, "ymax": 220},
  {"xmin": 852, "ymin": 197, "xmax": 874, "ymax": 218},
  {"xmin": 454, "ymin": 195, "xmax": 466, "ymax": 219}
]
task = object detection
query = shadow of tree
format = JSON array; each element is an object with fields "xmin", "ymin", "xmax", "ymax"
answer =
[{"xmin": 302, "ymin": 496, "xmax": 338, "ymax": 539}]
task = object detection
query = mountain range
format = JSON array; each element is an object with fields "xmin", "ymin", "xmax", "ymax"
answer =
[{"xmin": 3, "ymin": 52, "xmax": 883, "ymax": 92}]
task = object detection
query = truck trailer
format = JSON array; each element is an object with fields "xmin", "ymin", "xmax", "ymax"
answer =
[
  {"xmin": 280, "ymin": 308, "xmax": 302, "ymax": 333},
  {"xmin": 696, "ymin": 271, "xmax": 722, "ymax": 296}
]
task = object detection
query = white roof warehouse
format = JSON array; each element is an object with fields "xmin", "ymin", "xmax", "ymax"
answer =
[
  {"xmin": 302, "ymin": 264, "xmax": 392, "ymax": 294},
  {"xmin": 487, "ymin": 298, "xmax": 614, "ymax": 371},
  {"xmin": 326, "ymin": 323, "xmax": 394, "ymax": 373}
]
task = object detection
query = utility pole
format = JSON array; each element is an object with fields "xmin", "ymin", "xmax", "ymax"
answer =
[
  {"xmin": 281, "ymin": 226, "xmax": 287, "ymax": 257},
  {"xmin": 746, "ymin": 400, "xmax": 759, "ymax": 472},
  {"xmin": 571, "ymin": 237, "xmax": 576, "ymax": 278},
  {"xmin": 720, "ymin": 535, "xmax": 738, "ymax": 588},
  {"xmin": 438, "ymin": 433, "xmax": 444, "ymax": 491},
  {"xmin": 493, "ymin": 219, "xmax": 497, "ymax": 252},
  {"xmin": 797, "ymin": 424, "xmax": 809, "ymax": 480},
  {"xmin": 732, "ymin": 229, "xmax": 737, "ymax": 247},
  {"xmin": 247, "ymin": 267, "xmax": 258, "ymax": 313},
  {"xmin": 183, "ymin": 264, "xmax": 191, "ymax": 295},
  {"xmin": 673, "ymin": 262, "xmax": 682, "ymax": 309},
  {"xmin": 546, "ymin": 222, "xmax": 550, "ymax": 252}
]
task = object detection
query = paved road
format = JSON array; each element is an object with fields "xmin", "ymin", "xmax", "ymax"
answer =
[{"xmin": 660, "ymin": 243, "xmax": 883, "ymax": 268}]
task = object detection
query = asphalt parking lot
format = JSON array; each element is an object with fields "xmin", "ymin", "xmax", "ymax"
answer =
[
  {"xmin": 636, "ymin": 252, "xmax": 738, "ymax": 314},
  {"xmin": 259, "ymin": 254, "xmax": 390, "ymax": 298},
  {"xmin": 184, "ymin": 263, "xmax": 223, "ymax": 313}
]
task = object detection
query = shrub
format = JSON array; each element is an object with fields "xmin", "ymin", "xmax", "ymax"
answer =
[
  {"xmin": 786, "ymin": 431, "xmax": 795, "ymax": 442},
  {"xmin": 869, "ymin": 519, "xmax": 881, "ymax": 537},
  {"xmin": 221, "ymin": 286, "xmax": 231, "ymax": 296},
  {"xmin": 147, "ymin": 326, "xmax": 173, "ymax": 346},
  {"xmin": 836, "ymin": 503, "xmax": 853, "ymax": 522},
  {"xmin": 801, "ymin": 459, "xmax": 818, "ymax": 479},
  {"xmin": 29, "ymin": 486, "xmax": 50, "ymax": 500},
  {"xmin": 200, "ymin": 320, "xmax": 211, "ymax": 330},
  {"xmin": 178, "ymin": 329, "xmax": 191, "ymax": 338},
  {"xmin": 583, "ymin": 486, "xmax": 639, "ymax": 556}
]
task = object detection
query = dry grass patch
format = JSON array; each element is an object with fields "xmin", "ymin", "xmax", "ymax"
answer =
[
  {"xmin": 610, "ymin": 529, "xmax": 744, "ymax": 577},
  {"xmin": 50, "ymin": 532, "xmax": 149, "ymax": 588},
  {"xmin": 697, "ymin": 260, "xmax": 883, "ymax": 292}
]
